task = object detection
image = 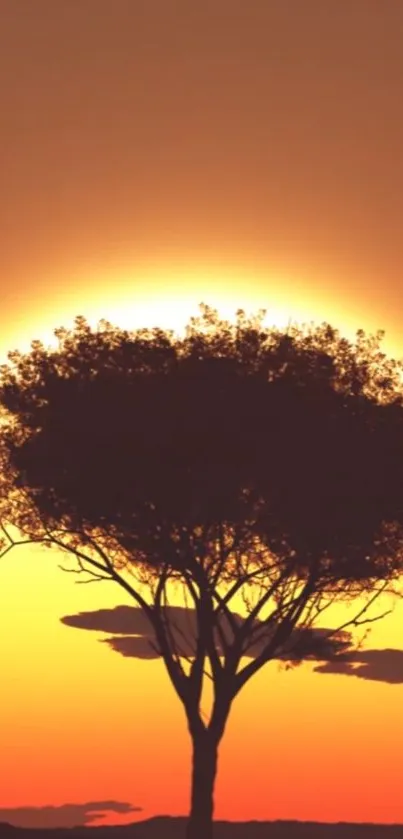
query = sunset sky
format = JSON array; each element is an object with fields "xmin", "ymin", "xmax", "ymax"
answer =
[{"xmin": 1, "ymin": 0, "xmax": 403, "ymax": 829}]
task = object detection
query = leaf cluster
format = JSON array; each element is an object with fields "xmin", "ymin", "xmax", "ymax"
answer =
[{"xmin": 1, "ymin": 304, "xmax": 403, "ymax": 597}]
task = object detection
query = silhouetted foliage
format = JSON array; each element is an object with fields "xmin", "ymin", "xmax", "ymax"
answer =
[{"xmin": 1, "ymin": 304, "xmax": 403, "ymax": 839}]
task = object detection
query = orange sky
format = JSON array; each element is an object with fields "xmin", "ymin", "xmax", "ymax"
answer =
[{"xmin": 1, "ymin": 0, "xmax": 403, "ymax": 829}]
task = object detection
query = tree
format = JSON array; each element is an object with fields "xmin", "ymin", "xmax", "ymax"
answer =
[{"xmin": 1, "ymin": 303, "xmax": 403, "ymax": 839}]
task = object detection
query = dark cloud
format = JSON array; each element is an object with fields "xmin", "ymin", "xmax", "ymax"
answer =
[
  {"xmin": 314, "ymin": 648, "xmax": 403, "ymax": 684},
  {"xmin": 63, "ymin": 606, "xmax": 154, "ymax": 635},
  {"xmin": 0, "ymin": 802, "xmax": 141, "ymax": 829},
  {"xmin": 61, "ymin": 605, "xmax": 351, "ymax": 662},
  {"xmin": 61, "ymin": 605, "xmax": 403, "ymax": 684}
]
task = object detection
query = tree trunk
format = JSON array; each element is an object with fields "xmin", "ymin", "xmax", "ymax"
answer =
[{"xmin": 186, "ymin": 732, "xmax": 219, "ymax": 839}]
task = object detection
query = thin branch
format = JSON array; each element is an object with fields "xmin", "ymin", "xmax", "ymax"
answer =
[
  {"xmin": 211, "ymin": 590, "xmax": 239, "ymax": 639},
  {"xmin": 151, "ymin": 569, "xmax": 191, "ymax": 707},
  {"xmin": 212, "ymin": 607, "xmax": 230, "ymax": 657},
  {"xmin": 42, "ymin": 527, "xmax": 155, "ymax": 618},
  {"xmin": 189, "ymin": 558, "xmax": 223, "ymax": 684},
  {"xmin": 0, "ymin": 523, "xmax": 54, "ymax": 558},
  {"xmin": 74, "ymin": 576, "xmax": 111, "ymax": 585},
  {"xmin": 161, "ymin": 584, "xmax": 188, "ymax": 674},
  {"xmin": 322, "ymin": 580, "xmax": 394, "ymax": 643},
  {"xmin": 226, "ymin": 564, "xmax": 295, "ymax": 671},
  {"xmin": 208, "ymin": 521, "xmax": 232, "ymax": 588},
  {"xmin": 233, "ymin": 571, "xmax": 318, "ymax": 693},
  {"xmin": 215, "ymin": 553, "xmax": 285, "ymax": 614}
]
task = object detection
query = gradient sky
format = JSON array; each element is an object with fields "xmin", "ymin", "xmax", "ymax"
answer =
[{"xmin": 1, "ymin": 0, "xmax": 403, "ymax": 829}]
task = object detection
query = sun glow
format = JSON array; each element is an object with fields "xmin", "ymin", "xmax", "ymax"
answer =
[{"xmin": 0, "ymin": 264, "xmax": 395, "ymax": 366}]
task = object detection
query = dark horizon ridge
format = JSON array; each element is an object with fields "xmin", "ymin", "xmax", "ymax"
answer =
[{"xmin": 1, "ymin": 815, "xmax": 403, "ymax": 838}]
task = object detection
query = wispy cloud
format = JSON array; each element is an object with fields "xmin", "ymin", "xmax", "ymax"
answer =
[{"xmin": 0, "ymin": 801, "xmax": 141, "ymax": 829}]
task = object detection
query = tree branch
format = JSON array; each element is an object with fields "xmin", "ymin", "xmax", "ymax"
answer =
[
  {"xmin": 189, "ymin": 559, "xmax": 223, "ymax": 685},
  {"xmin": 151, "ymin": 568, "xmax": 193, "ymax": 710},
  {"xmin": 224, "ymin": 563, "xmax": 295, "ymax": 675},
  {"xmin": 321, "ymin": 579, "xmax": 394, "ymax": 644},
  {"xmin": 233, "ymin": 570, "xmax": 317, "ymax": 694}
]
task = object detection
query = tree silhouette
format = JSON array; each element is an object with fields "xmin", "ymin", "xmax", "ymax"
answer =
[{"xmin": 1, "ymin": 303, "xmax": 403, "ymax": 839}]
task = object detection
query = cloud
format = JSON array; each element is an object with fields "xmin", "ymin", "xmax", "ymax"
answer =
[
  {"xmin": 61, "ymin": 604, "xmax": 351, "ymax": 663},
  {"xmin": 62, "ymin": 605, "xmax": 159, "ymax": 658},
  {"xmin": 61, "ymin": 605, "xmax": 403, "ymax": 683},
  {"xmin": 0, "ymin": 801, "xmax": 141, "ymax": 829},
  {"xmin": 313, "ymin": 648, "xmax": 403, "ymax": 684}
]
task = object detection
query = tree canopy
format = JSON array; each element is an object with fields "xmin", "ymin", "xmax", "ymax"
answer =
[
  {"xmin": 1, "ymin": 303, "xmax": 403, "ymax": 839},
  {"xmin": 1, "ymin": 305, "xmax": 403, "ymax": 588}
]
